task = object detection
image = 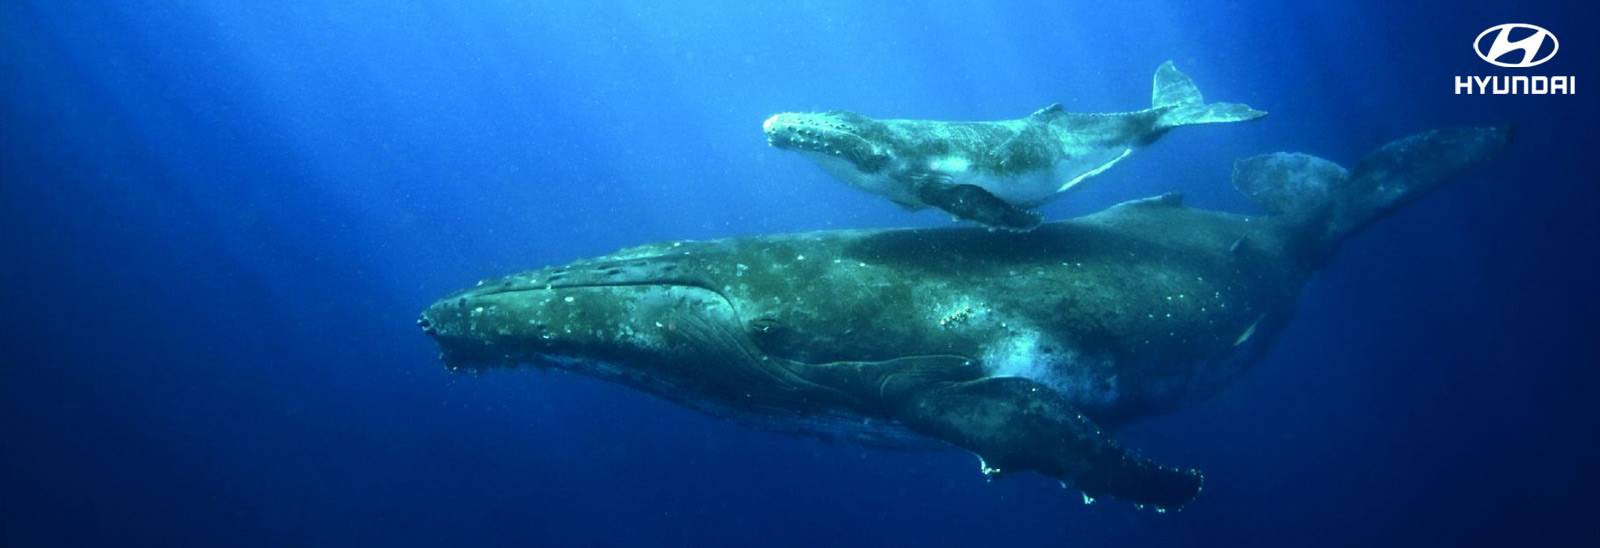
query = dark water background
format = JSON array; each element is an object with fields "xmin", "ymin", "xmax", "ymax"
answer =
[{"xmin": 4, "ymin": 1, "xmax": 1597, "ymax": 546}]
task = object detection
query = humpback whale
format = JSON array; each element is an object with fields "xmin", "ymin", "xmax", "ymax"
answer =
[
  {"xmin": 764, "ymin": 61, "xmax": 1267, "ymax": 230},
  {"xmin": 419, "ymin": 126, "xmax": 1508, "ymax": 510}
]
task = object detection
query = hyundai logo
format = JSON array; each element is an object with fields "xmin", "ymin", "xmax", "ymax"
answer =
[{"xmin": 1475, "ymin": 24, "xmax": 1559, "ymax": 68}]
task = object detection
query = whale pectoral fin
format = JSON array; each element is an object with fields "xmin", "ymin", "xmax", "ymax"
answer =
[
  {"xmin": 885, "ymin": 196, "xmax": 926, "ymax": 211},
  {"xmin": 898, "ymin": 377, "xmax": 1203, "ymax": 510},
  {"xmin": 912, "ymin": 180, "xmax": 1042, "ymax": 231},
  {"xmin": 1057, "ymin": 147, "xmax": 1133, "ymax": 193}
]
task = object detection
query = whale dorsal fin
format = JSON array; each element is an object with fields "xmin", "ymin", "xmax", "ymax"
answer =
[{"xmin": 1029, "ymin": 103, "xmax": 1067, "ymax": 121}]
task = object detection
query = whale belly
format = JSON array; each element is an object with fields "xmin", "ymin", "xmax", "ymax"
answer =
[
  {"xmin": 800, "ymin": 146, "xmax": 1135, "ymax": 212},
  {"xmin": 802, "ymin": 151, "xmax": 924, "ymax": 209},
  {"xmin": 956, "ymin": 169, "xmax": 1061, "ymax": 206},
  {"xmin": 939, "ymin": 146, "xmax": 1136, "ymax": 207}
]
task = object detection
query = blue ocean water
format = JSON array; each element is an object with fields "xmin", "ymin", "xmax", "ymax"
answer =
[{"xmin": 2, "ymin": 1, "xmax": 1597, "ymax": 546}]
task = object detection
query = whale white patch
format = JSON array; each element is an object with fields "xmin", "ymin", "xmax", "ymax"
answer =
[
  {"xmin": 982, "ymin": 326, "xmax": 1121, "ymax": 408},
  {"xmin": 984, "ymin": 328, "xmax": 1056, "ymax": 380},
  {"xmin": 802, "ymin": 144, "xmax": 1141, "ymax": 213},
  {"xmin": 930, "ymin": 154, "xmax": 1075, "ymax": 206},
  {"xmin": 930, "ymin": 147, "xmax": 1138, "ymax": 207},
  {"xmin": 926, "ymin": 155, "xmax": 973, "ymax": 174}
]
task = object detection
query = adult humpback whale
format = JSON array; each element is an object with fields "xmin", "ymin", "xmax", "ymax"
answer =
[
  {"xmin": 764, "ymin": 61, "xmax": 1266, "ymax": 230},
  {"xmin": 419, "ymin": 126, "xmax": 1508, "ymax": 510}
]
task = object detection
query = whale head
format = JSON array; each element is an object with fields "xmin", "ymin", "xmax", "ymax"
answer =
[
  {"xmin": 415, "ymin": 243, "xmax": 869, "ymax": 430},
  {"xmin": 764, "ymin": 110, "xmax": 894, "ymax": 173},
  {"xmin": 418, "ymin": 254, "xmax": 738, "ymax": 377}
]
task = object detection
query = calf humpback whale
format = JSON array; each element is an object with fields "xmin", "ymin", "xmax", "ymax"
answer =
[
  {"xmin": 764, "ymin": 61, "xmax": 1267, "ymax": 230},
  {"xmin": 419, "ymin": 126, "xmax": 1508, "ymax": 510}
]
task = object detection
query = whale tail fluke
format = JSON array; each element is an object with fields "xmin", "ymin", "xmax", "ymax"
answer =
[
  {"xmin": 1232, "ymin": 125, "xmax": 1512, "ymax": 247},
  {"xmin": 1151, "ymin": 61, "xmax": 1268, "ymax": 130}
]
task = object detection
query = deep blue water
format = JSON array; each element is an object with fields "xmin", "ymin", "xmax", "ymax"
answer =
[{"xmin": 3, "ymin": 1, "xmax": 1597, "ymax": 546}]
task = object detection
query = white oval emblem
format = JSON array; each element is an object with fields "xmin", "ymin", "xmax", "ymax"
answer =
[{"xmin": 1475, "ymin": 24, "xmax": 1558, "ymax": 68}]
